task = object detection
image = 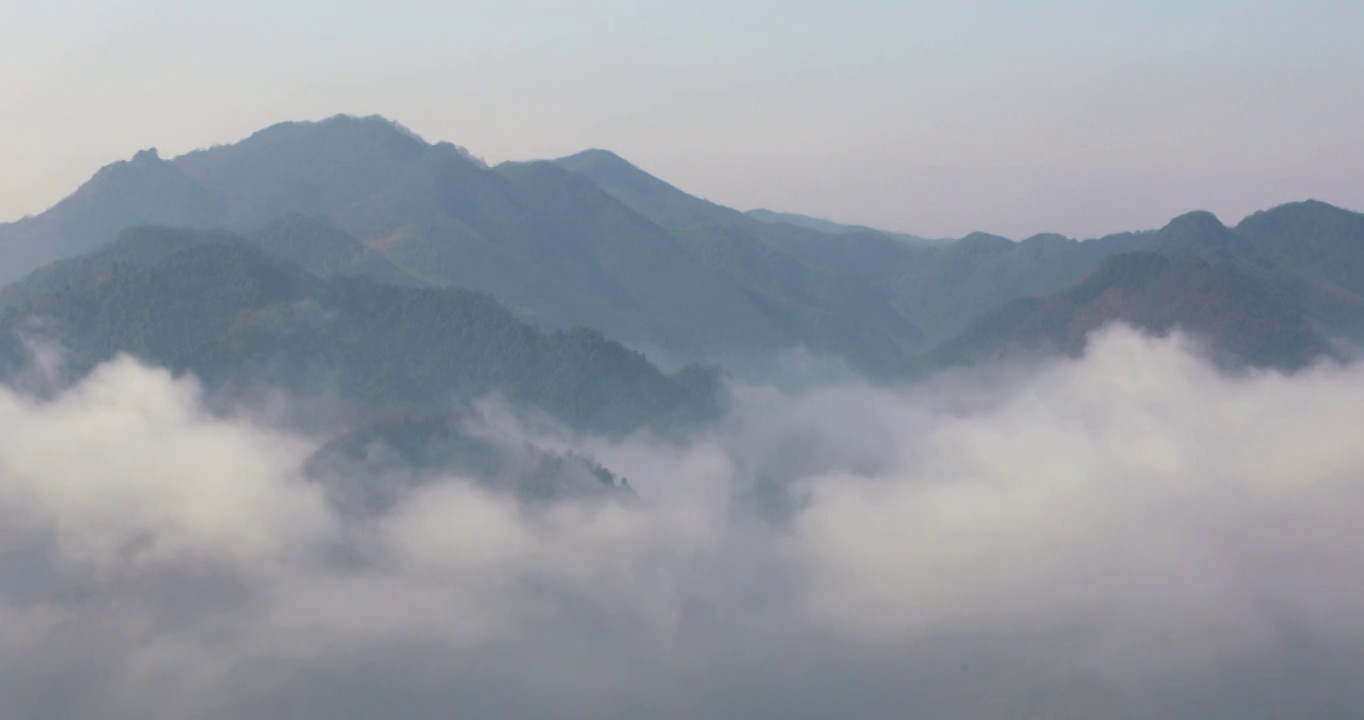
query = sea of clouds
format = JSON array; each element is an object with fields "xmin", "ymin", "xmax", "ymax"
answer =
[{"xmin": 0, "ymin": 324, "xmax": 1360, "ymax": 719}]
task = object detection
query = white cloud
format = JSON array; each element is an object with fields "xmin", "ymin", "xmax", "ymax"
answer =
[
  {"xmin": 0, "ymin": 326, "xmax": 1361, "ymax": 718},
  {"xmin": 0, "ymin": 355, "xmax": 332, "ymax": 572}
]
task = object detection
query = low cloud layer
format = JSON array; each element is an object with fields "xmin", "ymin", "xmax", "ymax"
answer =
[{"xmin": 0, "ymin": 326, "xmax": 1361, "ymax": 719}]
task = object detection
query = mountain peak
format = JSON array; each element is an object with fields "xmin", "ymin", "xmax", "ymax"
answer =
[
  {"xmin": 169, "ymin": 114, "xmax": 437, "ymax": 228},
  {"xmin": 949, "ymin": 232, "xmax": 1015, "ymax": 254},
  {"xmin": 1237, "ymin": 199, "xmax": 1358, "ymax": 230},
  {"xmin": 315, "ymin": 113, "xmax": 428, "ymax": 142},
  {"xmin": 554, "ymin": 149, "xmax": 653, "ymax": 186},
  {"xmin": 1282, "ymin": 199, "xmax": 1346, "ymax": 213},
  {"xmin": 88, "ymin": 147, "xmax": 173, "ymax": 182},
  {"xmin": 218, "ymin": 114, "xmax": 430, "ymax": 160},
  {"xmin": 1149, "ymin": 210, "xmax": 1243, "ymax": 255},
  {"xmin": 552, "ymin": 148, "xmax": 743, "ymax": 228},
  {"xmin": 559, "ymin": 148, "xmax": 634, "ymax": 167},
  {"xmin": 1163, "ymin": 210, "xmax": 1227, "ymax": 233},
  {"xmin": 1019, "ymin": 232, "xmax": 1073, "ymax": 247}
]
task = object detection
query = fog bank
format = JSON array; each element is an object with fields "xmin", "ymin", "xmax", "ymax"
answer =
[{"xmin": 0, "ymin": 325, "xmax": 1360, "ymax": 719}]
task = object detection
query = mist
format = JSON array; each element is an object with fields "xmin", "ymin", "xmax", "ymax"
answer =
[{"xmin": 0, "ymin": 324, "xmax": 1361, "ymax": 719}]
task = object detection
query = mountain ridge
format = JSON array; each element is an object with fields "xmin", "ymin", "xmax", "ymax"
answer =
[
  {"xmin": 2, "ymin": 114, "xmax": 1361, "ymax": 377},
  {"xmin": 6, "ymin": 116, "xmax": 920, "ymax": 373},
  {"xmin": 0, "ymin": 225, "xmax": 719, "ymax": 435}
]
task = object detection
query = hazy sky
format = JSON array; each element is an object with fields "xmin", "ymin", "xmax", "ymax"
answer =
[{"xmin": 4, "ymin": 0, "xmax": 1363, "ymax": 238}]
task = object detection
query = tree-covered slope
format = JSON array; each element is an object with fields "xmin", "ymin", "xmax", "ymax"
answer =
[
  {"xmin": 0, "ymin": 226, "xmax": 718, "ymax": 435},
  {"xmin": 1233, "ymin": 200, "xmax": 1364, "ymax": 337},
  {"xmin": 930, "ymin": 251, "xmax": 1332, "ymax": 371},
  {"xmin": 248, "ymin": 214, "xmax": 424, "ymax": 286},
  {"xmin": 304, "ymin": 409, "xmax": 634, "ymax": 512}
]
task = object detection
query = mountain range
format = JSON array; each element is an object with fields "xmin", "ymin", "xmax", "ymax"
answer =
[
  {"xmin": 1, "ymin": 113, "xmax": 1361, "ymax": 404},
  {"xmin": 0, "ymin": 117, "xmax": 926, "ymax": 375}
]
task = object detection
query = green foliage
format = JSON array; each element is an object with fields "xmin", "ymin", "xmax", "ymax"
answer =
[
  {"xmin": 248, "ymin": 214, "xmax": 424, "ymax": 286},
  {"xmin": 930, "ymin": 251, "xmax": 1331, "ymax": 371},
  {"xmin": 0, "ymin": 227, "xmax": 719, "ymax": 435},
  {"xmin": 1234, "ymin": 200, "xmax": 1364, "ymax": 336},
  {"xmin": 304, "ymin": 410, "xmax": 629, "ymax": 511}
]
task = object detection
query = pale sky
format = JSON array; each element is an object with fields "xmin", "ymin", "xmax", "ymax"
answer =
[{"xmin": 3, "ymin": 0, "xmax": 1362, "ymax": 238}]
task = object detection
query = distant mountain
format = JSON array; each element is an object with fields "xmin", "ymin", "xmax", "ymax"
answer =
[
  {"xmin": 925, "ymin": 205, "xmax": 1364, "ymax": 371},
  {"xmin": 0, "ymin": 149, "xmax": 225, "ymax": 282},
  {"xmin": 555, "ymin": 153, "xmax": 1163, "ymax": 346},
  {"xmin": 551, "ymin": 149, "xmax": 927, "ymax": 372},
  {"xmin": 1147, "ymin": 210, "xmax": 1248, "ymax": 253},
  {"xmin": 0, "ymin": 116, "xmax": 926, "ymax": 374},
  {"xmin": 173, "ymin": 122, "xmax": 927, "ymax": 370},
  {"xmin": 552, "ymin": 149, "xmax": 741, "ymax": 229},
  {"xmin": 2, "ymin": 114, "xmax": 1361, "ymax": 378},
  {"xmin": 1236, "ymin": 201, "xmax": 1364, "ymax": 296},
  {"xmin": 1110, "ymin": 205, "xmax": 1364, "ymax": 341},
  {"xmin": 860, "ymin": 202, "xmax": 1364, "ymax": 351},
  {"xmin": 0, "ymin": 226, "xmax": 718, "ymax": 435},
  {"xmin": 930, "ymin": 251, "xmax": 1331, "ymax": 371},
  {"xmin": 884, "ymin": 230, "xmax": 1151, "ymax": 342},
  {"xmin": 1234, "ymin": 200, "xmax": 1364, "ymax": 337},
  {"xmin": 746, "ymin": 208, "xmax": 945, "ymax": 246}
]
